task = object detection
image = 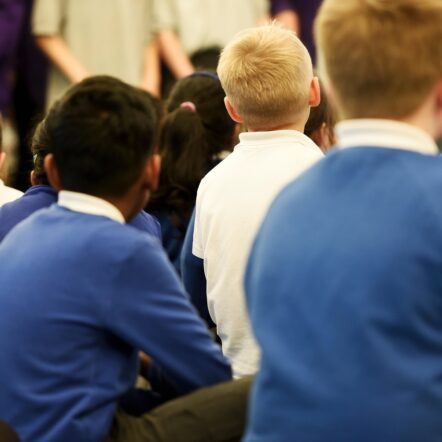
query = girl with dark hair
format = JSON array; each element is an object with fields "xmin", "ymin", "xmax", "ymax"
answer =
[
  {"xmin": 304, "ymin": 77, "xmax": 337, "ymax": 153},
  {"xmin": 147, "ymin": 72, "xmax": 237, "ymax": 273}
]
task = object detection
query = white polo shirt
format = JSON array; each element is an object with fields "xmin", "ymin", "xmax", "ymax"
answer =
[{"xmin": 193, "ymin": 130, "xmax": 323, "ymax": 377}]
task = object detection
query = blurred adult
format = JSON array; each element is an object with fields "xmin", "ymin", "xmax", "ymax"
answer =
[
  {"xmin": 32, "ymin": 0, "xmax": 160, "ymax": 108},
  {"xmin": 153, "ymin": 0, "xmax": 269, "ymax": 92},
  {"xmin": 0, "ymin": 0, "xmax": 47, "ymax": 190}
]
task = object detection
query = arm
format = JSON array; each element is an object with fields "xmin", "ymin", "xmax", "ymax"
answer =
[
  {"xmin": 35, "ymin": 35, "xmax": 89, "ymax": 84},
  {"xmin": 106, "ymin": 239, "xmax": 231, "ymax": 395},
  {"xmin": 158, "ymin": 30, "xmax": 194, "ymax": 80},
  {"xmin": 140, "ymin": 39, "xmax": 161, "ymax": 97},
  {"xmin": 274, "ymin": 9, "xmax": 300, "ymax": 33},
  {"xmin": 270, "ymin": 0, "xmax": 300, "ymax": 33},
  {"xmin": 256, "ymin": 0, "xmax": 271, "ymax": 25}
]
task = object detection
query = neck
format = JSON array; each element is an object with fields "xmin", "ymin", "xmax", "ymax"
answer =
[
  {"xmin": 248, "ymin": 120, "xmax": 306, "ymax": 132},
  {"xmin": 103, "ymin": 189, "xmax": 150, "ymax": 222},
  {"xmin": 399, "ymin": 112, "xmax": 438, "ymax": 141},
  {"xmin": 398, "ymin": 91, "xmax": 441, "ymax": 140}
]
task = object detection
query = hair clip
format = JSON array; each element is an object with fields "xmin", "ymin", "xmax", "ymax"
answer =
[{"xmin": 180, "ymin": 101, "xmax": 197, "ymax": 112}]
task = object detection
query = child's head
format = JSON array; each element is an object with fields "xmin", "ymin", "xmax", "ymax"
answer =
[
  {"xmin": 315, "ymin": 0, "xmax": 442, "ymax": 121},
  {"xmin": 304, "ymin": 77, "xmax": 336, "ymax": 153},
  {"xmin": 30, "ymin": 118, "xmax": 51, "ymax": 186},
  {"xmin": 166, "ymin": 72, "xmax": 237, "ymax": 157},
  {"xmin": 148, "ymin": 72, "xmax": 236, "ymax": 232},
  {"xmin": 217, "ymin": 24, "xmax": 318, "ymax": 131},
  {"xmin": 43, "ymin": 76, "xmax": 159, "ymax": 211}
]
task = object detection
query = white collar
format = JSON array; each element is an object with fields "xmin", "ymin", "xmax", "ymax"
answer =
[
  {"xmin": 58, "ymin": 190, "xmax": 125, "ymax": 224},
  {"xmin": 336, "ymin": 119, "xmax": 438, "ymax": 155},
  {"xmin": 238, "ymin": 130, "xmax": 322, "ymax": 151}
]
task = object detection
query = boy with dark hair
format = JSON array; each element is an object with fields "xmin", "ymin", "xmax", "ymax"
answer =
[
  {"xmin": 0, "ymin": 94, "xmax": 162, "ymax": 242},
  {"xmin": 0, "ymin": 76, "xmax": 231, "ymax": 442},
  {"xmin": 244, "ymin": 0, "xmax": 442, "ymax": 440}
]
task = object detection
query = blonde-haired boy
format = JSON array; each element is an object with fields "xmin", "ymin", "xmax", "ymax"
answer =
[
  {"xmin": 217, "ymin": 24, "xmax": 313, "ymax": 130},
  {"xmin": 243, "ymin": 1, "xmax": 442, "ymax": 440},
  {"xmin": 192, "ymin": 24, "xmax": 323, "ymax": 378}
]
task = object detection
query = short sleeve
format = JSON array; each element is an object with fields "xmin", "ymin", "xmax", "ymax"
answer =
[
  {"xmin": 143, "ymin": 0, "xmax": 155, "ymax": 43},
  {"xmin": 192, "ymin": 192, "xmax": 204, "ymax": 259},
  {"xmin": 32, "ymin": 0, "xmax": 65, "ymax": 36},
  {"xmin": 256, "ymin": 0, "xmax": 270, "ymax": 17},
  {"xmin": 151, "ymin": 0, "xmax": 176, "ymax": 33}
]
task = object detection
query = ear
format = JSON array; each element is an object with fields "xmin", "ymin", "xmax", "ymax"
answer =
[
  {"xmin": 224, "ymin": 97, "xmax": 244, "ymax": 124},
  {"xmin": 434, "ymin": 79, "xmax": 442, "ymax": 139},
  {"xmin": 44, "ymin": 154, "xmax": 63, "ymax": 191},
  {"xmin": 30, "ymin": 170, "xmax": 39, "ymax": 186},
  {"xmin": 0, "ymin": 152, "xmax": 5, "ymax": 170},
  {"xmin": 309, "ymin": 76, "xmax": 321, "ymax": 108},
  {"xmin": 144, "ymin": 153, "xmax": 161, "ymax": 193},
  {"xmin": 310, "ymin": 123, "xmax": 335, "ymax": 153}
]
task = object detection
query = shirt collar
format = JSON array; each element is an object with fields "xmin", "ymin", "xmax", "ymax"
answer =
[
  {"xmin": 58, "ymin": 190, "xmax": 125, "ymax": 224},
  {"xmin": 336, "ymin": 119, "xmax": 438, "ymax": 155},
  {"xmin": 238, "ymin": 130, "xmax": 322, "ymax": 152}
]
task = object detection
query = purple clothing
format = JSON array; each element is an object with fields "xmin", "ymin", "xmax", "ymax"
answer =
[
  {"xmin": 270, "ymin": 0, "xmax": 322, "ymax": 63},
  {"xmin": 0, "ymin": 0, "xmax": 26, "ymax": 110},
  {"xmin": 0, "ymin": 0, "xmax": 47, "ymax": 111},
  {"xmin": 0, "ymin": 185, "xmax": 162, "ymax": 242}
]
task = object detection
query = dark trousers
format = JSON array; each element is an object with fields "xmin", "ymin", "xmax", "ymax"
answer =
[{"xmin": 107, "ymin": 376, "xmax": 253, "ymax": 442}]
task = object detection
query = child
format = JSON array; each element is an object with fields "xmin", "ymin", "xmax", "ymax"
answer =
[
  {"xmin": 181, "ymin": 76, "xmax": 334, "ymax": 324},
  {"xmin": 0, "ymin": 114, "xmax": 23, "ymax": 206},
  {"xmin": 147, "ymin": 72, "xmax": 237, "ymax": 273},
  {"xmin": 304, "ymin": 76, "xmax": 336, "ymax": 152},
  {"xmin": 192, "ymin": 24, "xmax": 323, "ymax": 377},
  {"xmin": 244, "ymin": 0, "xmax": 442, "ymax": 440},
  {"xmin": 0, "ymin": 96, "xmax": 162, "ymax": 242},
  {"xmin": 0, "ymin": 76, "xmax": 232, "ymax": 442}
]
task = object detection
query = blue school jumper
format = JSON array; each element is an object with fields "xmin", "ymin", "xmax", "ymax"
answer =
[
  {"xmin": 0, "ymin": 204, "xmax": 231, "ymax": 442},
  {"xmin": 244, "ymin": 146, "xmax": 442, "ymax": 442},
  {"xmin": 0, "ymin": 184, "xmax": 161, "ymax": 242}
]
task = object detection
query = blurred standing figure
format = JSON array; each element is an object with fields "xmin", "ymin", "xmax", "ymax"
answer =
[
  {"xmin": 0, "ymin": 0, "xmax": 47, "ymax": 191},
  {"xmin": 0, "ymin": 0, "xmax": 27, "ymax": 113},
  {"xmin": 32, "ymin": 0, "xmax": 160, "ymax": 108},
  {"xmin": 271, "ymin": 0, "xmax": 322, "ymax": 63},
  {"xmin": 153, "ymin": 0, "xmax": 269, "ymax": 80}
]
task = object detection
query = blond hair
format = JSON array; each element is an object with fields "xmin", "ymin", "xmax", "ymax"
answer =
[
  {"xmin": 217, "ymin": 24, "xmax": 313, "ymax": 129},
  {"xmin": 315, "ymin": 0, "xmax": 442, "ymax": 119}
]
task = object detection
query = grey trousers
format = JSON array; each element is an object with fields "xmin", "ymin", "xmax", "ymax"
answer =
[{"xmin": 107, "ymin": 376, "xmax": 253, "ymax": 442}]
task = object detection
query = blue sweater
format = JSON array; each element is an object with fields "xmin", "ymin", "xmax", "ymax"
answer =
[
  {"xmin": 0, "ymin": 205, "xmax": 231, "ymax": 442},
  {"xmin": 0, "ymin": 185, "xmax": 162, "ymax": 242},
  {"xmin": 244, "ymin": 147, "xmax": 442, "ymax": 442},
  {"xmin": 180, "ymin": 210, "xmax": 213, "ymax": 326}
]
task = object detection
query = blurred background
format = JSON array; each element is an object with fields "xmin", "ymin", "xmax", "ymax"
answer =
[{"xmin": 0, "ymin": 0, "xmax": 440, "ymax": 192}]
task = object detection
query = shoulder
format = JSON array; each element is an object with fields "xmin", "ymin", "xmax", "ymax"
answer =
[{"xmin": 129, "ymin": 210, "xmax": 162, "ymax": 240}]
